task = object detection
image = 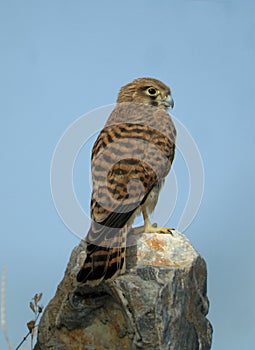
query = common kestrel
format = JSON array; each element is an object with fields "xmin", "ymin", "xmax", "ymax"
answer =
[{"xmin": 77, "ymin": 78, "xmax": 176, "ymax": 285}]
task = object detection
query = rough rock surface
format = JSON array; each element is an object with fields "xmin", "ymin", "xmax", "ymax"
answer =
[{"xmin": 34, "ymin": 230, "xmax": 212, "ymax": 350}]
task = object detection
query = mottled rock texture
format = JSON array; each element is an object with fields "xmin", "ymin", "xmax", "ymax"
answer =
[{"xmin": 34, "ymin": 230, "xmax": 212, "ymax": 350}]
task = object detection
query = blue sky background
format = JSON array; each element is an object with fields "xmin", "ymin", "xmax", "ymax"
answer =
[{"xmin": 0, "ymin": 1, "xmax": 254, "ymax": 349}]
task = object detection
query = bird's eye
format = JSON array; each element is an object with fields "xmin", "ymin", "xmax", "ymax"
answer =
[{"xmin": 147, "ymin": 87, "xmax": 158, "ymax": 96}]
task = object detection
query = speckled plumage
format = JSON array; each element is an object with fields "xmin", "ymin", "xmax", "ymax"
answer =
[{"xmin": 77, "ymin": 78, "xmax": 176, "ymax": 285}]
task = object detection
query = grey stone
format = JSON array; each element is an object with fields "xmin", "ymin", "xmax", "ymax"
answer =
[{"xmin": 34, "ymin": 230, "xmax": 212, "ymax": 350}]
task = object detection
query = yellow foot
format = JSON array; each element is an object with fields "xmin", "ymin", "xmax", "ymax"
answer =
[
  {"xmin": 133, "ymin": 223, "xmax": 174, "ymax": 235},
  {"xmin": 145, "ymin": 224, "xmax": 174, "ymax": 234}
]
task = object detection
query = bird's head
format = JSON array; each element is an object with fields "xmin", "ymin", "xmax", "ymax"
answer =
[{"xmin": 116, "ymin": 77, "xmax": 174, "ymax": 109}]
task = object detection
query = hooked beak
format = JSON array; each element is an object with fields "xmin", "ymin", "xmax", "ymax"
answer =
[{"xmin": 163, "ymin": 94, "xmax": 174, "ymax": 109}]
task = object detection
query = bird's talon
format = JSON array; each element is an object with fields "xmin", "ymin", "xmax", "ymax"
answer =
[{"xmin": 156, "ymin": 227, "xmax": 175, "ymax": 234}]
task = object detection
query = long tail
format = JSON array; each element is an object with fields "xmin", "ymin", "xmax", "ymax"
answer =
[{"xmin": 76, "ymin": 227, "xmax": 126, "ymax": 285}]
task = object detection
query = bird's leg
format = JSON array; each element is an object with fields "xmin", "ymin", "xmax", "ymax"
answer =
[{"xmin": 134, "ymin": 206, "xmax": 174, "ymax": 234}]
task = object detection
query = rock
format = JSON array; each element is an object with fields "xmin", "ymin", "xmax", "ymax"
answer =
[{"xmin": 34, "ymin": 230, "xmax": 213, "ymax": 350}]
